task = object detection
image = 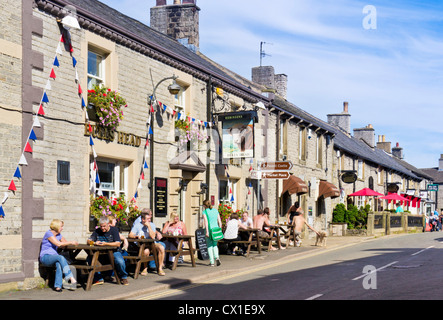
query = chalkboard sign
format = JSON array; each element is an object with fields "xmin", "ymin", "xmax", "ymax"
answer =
[{"xmin": 195, "ymin": 228, "xmax": 209, "ymax": 260}]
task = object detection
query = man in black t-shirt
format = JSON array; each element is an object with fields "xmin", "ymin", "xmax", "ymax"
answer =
[{"xmin": 89, "ymin": 216, "xmax": 129, "ymax": 285}]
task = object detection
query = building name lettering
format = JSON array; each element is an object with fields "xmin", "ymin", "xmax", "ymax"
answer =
[{"xmin": 84, "ymin": 124, "xmax": 142, "ymax": 147}]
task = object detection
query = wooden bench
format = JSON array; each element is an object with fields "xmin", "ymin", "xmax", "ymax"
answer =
[
  {"xmin": 124, "ymin": 238, "xmax": 158, "ymax": 279},
  {"xmin": 257, "ymin": 226, "xmax": 282, "ymax": 251},
  {"xmin": 218, "ymin": 228, "xmax": 260, "ymax": 257}
]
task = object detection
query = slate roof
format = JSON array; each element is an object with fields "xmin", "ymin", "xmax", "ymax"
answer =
[
  {"xmin": 420, "ymin": 168, "xmax": 443, "ymax": 183},
  {"xmin": 60, "ymin": 0, "xmax": 266, "ymax": 102},
  {"xmin": 333, "ymin": 130, "xmax": 420, "ymax": 180}
]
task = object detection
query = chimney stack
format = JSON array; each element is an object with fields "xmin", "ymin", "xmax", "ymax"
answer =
[
  {"xmin": 151, "ymin": 0, "xmax": 200, "ymax": 51},
  {"xmin": 392, "ymin": 142, "xmax": 404, "ymax": 159},
  {"xmin": 327, "ymin": 101, "xmax": 351, "ymax": 135},
  {"xmin": 376, "ymin": 135, "xmax": 391, "ymax": 154},
  {"xmin": 353, "ymin": 124, "xmax": 375, "ymax": 148},
  {"xmin": 251, "ymin": 66, "xmax": 288, "ymax": 99},
  {"xmin": 439, "ymin": 154, "xmax": 443, "ymax": 171}
]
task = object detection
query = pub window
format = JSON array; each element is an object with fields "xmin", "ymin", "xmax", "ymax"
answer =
[
  {"xmin": 92, "ymin": 160, "xmax": 129, "ymax": 198},
  {"xmin": 87, "ymin": 49, "xmax": 105, "ymax": 89},
  {"xmin": 357, "ymin": 160, "xmax": 364, "ymax": 179},
  {"xmin": 174, "ymin": 86, "xmax": 186, "ymax": 113},
  {"xmin": 299, "ymin": 127, "xmax": 307, "ymax": 161},
  {"xmin": 219, "ymin": 179, "xmax": 237, "ymax": 210},
  {"xmin": 316, "ymin": 135, "xmax": 322, "ymax": 166}
]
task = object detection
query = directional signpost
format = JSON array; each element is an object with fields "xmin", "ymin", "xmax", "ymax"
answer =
[
  {"xmin": 261, "ymin": 171, "xmax": 290, "ymax": 179},
  {"xmin": 260, "ymin": 161, "xmax": 293, "ymax": 171},
  {"xmin": 252, "ymin": 161, "xmax": 293, "ymax": 180}
]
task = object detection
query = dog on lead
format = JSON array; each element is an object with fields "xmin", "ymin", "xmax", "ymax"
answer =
[{"xmin": 315, "ymin": 231, "xmax": 327, "ymax": 247}]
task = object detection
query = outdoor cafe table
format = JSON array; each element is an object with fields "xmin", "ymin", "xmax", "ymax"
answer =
[
  {"xmin": 278, "ymin": 223, "xmax": 297, "ymax": 247},
  {"xmin": 61, "ymin": 243, "xmax": 121, "ymax": 291},
  {"xmin": 161, "ymin": 234, "xmax": 196, "ymax": 270},
  {"xmin": 238, "ymin": 227, "xmax": 261, "ymax": 256},
  {"xmin": 125, "ymin": 238, "xmax": 158, "ymax": 279},
  {"xmin": 263, "ymin": 225, "xmax": 282, "ymax": 250}
]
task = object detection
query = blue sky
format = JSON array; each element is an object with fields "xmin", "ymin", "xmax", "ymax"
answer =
[{"xmin": 98, "ymin": 0, "xmax": 443, "ymax": 169}]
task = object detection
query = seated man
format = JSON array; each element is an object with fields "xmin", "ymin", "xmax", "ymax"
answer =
[
  {"xmin": 89, "ymin": 216, "xmax": 129, "ymax": 285},
  {"xmin": 129, "ymin": 208, "xmax": 166, "ymax": 276}
]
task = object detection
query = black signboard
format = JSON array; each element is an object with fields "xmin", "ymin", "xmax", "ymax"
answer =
[
  {"xmin": 154, "ymin": 177, "xmax": 167, "ymax": 217},
  {"xmin": 195, "ymin": 228, "xmax": 209, "ymax": 260}
]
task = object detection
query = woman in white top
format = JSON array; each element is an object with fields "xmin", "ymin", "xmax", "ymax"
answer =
[{"xmin": 224, "ymin": 212, "xmax": 247, "ymax": 255}]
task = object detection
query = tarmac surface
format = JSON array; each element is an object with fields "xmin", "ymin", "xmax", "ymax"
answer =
[{"xmin": 0, "ymin": 235, "xmax": 376, "ymax": 300}]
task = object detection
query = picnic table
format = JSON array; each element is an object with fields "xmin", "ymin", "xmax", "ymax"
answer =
[
  {"xmin": 278, "ymin": 223, "xmax": 297, "ymax": 247},
  {"xmin": 161, "ymin": 234, "xmax": 196, "ymax": 270},
  {"xmin": 125, "ymin": 238, "xmax": 158, "ymax": 279},
  {"xmin": 61, "ymin": 243, "xmax": 121, "ymax": 291},
  {"xmin": 218, "ymin": 227, "xmax": 261, "ymax": 257},
  {"xmin": 260, "ymin": 225, "xmax": 282, "ymax": 251}
]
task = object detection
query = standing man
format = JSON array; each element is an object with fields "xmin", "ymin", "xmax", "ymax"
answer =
[
  {"xmin": 89, "ymin": 216, "xmax": 129, "ymax": 285},
  {"xmin": 291, "ymin": 210, "xmax": 320, "ymax": 247},
  {"xmin": 129, "ymin": 208, "xmax": 166, "ymax": 276}
]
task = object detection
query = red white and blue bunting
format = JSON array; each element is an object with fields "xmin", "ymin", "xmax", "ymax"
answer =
[{"xmin": 0, "ymin": 30, "xmax": 98, "ymax": 219}]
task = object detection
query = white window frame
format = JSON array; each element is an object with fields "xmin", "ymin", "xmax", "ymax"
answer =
[
  {"xmin": 92, "ymin": 159, "xmax": 129, "ymax": 199},
  {"xmin": 87, "ymin": 49, "xmax": 105, "ymax": 89}
]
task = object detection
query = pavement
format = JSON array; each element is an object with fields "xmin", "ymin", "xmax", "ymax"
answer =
[{"xmin": 0, "ymin": 235, "xmax": 376, "ymax": 300}]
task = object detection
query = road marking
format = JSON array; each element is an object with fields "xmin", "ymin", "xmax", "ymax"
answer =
[
  {"xmin": 352, "ymin": 261, "xmax": 398, "ymax": 281},
  {"xmin": 305, "ymin": 294, "xmax": 323, "ymax": 300},
  {"xmin": 411, "ymin": 246, "xmax": 434, "ymax": 256}
]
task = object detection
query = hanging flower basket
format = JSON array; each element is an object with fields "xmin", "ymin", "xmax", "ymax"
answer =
[
  {"xmin": 175, "ymin": 118, "xmax": 208, "ymax": 151},
  {"xmin": 89, "ymin": 195, "xmax": 140, "ymax": 229},
  {"xmin": 87, "ymin": 85, "xmax": 127, "ymax": 131}
]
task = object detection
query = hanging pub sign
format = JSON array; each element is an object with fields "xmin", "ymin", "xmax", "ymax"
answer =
[
  {"xmin": 341, "ymin": 171, "xmax": 357, "ymax": 184},
  {"xmin": 218, "ymin": 111, "xmax": 257, "ymax": 159},
  {"xmin": 154, "ymin": 177, "xmax": 168, "ymax": 217}
]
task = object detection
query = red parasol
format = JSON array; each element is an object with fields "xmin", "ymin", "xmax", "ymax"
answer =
[{"xmin": 349, "ymin": 188, "xmax": 383, "ymax": 197}]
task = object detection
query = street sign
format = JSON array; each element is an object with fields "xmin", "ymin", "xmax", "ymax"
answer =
[
  {"xmin": 261, "ymin": 171, "xmax": 290, "ymax": 180},
  {"xmin": 260, "ymin": 161, "xmax": 293, "ymax": 171},
  {"xmin": 427, "ymin": 184, "xmax": 439, "ymax": 192}
]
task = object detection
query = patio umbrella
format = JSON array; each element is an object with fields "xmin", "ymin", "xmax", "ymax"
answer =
[
  {"xmin": 349, "ymin": 188, "xmax": 383, "ymax": 197},
  {"xmin": 381, "ymin": 193, "xmax": 411, "ymax": 202}
]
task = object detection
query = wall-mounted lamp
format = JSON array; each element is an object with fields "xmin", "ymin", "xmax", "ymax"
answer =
[
  {"xmin": 199, "ymin": 182, "xmax": 209, "ymax": 194},
  {"xmin": 179, "ymin": 180, "xmax": 189, "ymax": 192}
]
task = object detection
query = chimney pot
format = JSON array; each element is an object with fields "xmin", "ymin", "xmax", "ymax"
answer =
[
  {"xmin": 343, "ymin": 101, "xmax": 349, "ymax": 113},
  {"xmin": 156, "ymin": 0, "xmax": 167, "ymax": 5}
]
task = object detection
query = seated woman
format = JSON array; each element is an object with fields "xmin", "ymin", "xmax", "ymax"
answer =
[
  {"xmin": 162, "ymin": 212, "xmax": 187, "ymax": 265},
  {"xmin": 223, "ymin": 212, "xmax": 247, "ymax": 255},
  {"xmin": 39, "ymin": 219, "xmax": 78, "ymax": 292}
]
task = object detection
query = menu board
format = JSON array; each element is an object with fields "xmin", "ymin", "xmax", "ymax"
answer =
[
  {"xmin": 195, "ymin": 228, "xmax": 209, "ymax": 260},
  {"xmin": 154, "ymin": 178, "xmax": 167, "ymax": 217}
]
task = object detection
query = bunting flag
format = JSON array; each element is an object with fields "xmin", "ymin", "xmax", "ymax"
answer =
[
  {"xmin": 1, "ymin": 27, "xmax": 100, "ymax": 219},
  {"xmin": 24, "ymin": 142, "xmax": 33, "ymax": 153},
  {"xmin": 38, "ymin": 104, "xmax": 45, "ymax": 116},
  {"xmin": 29, "ymin": 129, "xmax": 37, "ymax": 141},
  {"xmin": 8, "ymin": 180, "xmax": 16, "ymax": 192},
  {"xmin": 49, "ymin": 68, "xmax": 56, "ymax": 79},
  {"xmin": 13, "ymin": 167, "xmax": 22, "ymax": 179}
]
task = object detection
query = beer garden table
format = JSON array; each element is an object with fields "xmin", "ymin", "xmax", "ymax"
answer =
[
  {"xmin": 61, "ymin": 243, "xmax": 121, "ymax": 291},
  {"xmin": 161, "ymin": 234, "xmax": 196, "ymax": 270}
]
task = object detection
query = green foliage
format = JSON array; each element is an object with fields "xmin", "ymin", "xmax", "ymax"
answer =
[
  {"xmin": 88, "ymin": 85, "xmax": 126, "ymax": 131},
  {"xmin": 332, "ymin": 203, "xmax": 369, "ymax": 229}
]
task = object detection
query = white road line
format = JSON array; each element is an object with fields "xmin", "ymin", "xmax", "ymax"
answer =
[
  {"xmin": 352, "ymin": 261, "xmax": 398, "ymax": 281},
  {"xmin": 305, "ymin": 294, "xmax": 323, "ymax": 300},
  {"xmin": 411, "ymin": 246, "xmax": 434, "ymax": 256}
]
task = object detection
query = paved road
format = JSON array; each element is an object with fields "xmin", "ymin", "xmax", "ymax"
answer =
[{"xmin": 134, "ymin": 232, "xmax": 443, "ymax": 300}]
